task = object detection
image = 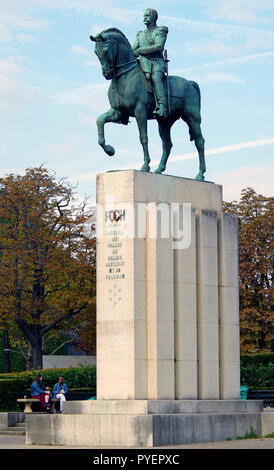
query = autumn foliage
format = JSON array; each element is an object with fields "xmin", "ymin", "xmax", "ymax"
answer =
[
  {"xmin": 0, "ymin": 167, "xmax": 96, "ymax": 369},
  {"xmin": 224, "ymin": 188, "xmax": 273, "ymax": 353}
]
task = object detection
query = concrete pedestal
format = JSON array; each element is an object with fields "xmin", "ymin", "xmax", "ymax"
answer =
[{"xmin": 96, "ymin": 170, "xmax": 240, "ymax": 401}]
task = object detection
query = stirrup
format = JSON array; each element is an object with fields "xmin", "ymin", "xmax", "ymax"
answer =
[{"xmin": 153, "ymin": 106, "xmax": 167, "ymax": 119}]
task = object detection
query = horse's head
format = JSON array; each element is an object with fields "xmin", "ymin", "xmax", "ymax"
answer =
[
  {"xmin": 90, "ymin": 32, "xmax": 118, "ymax": 80},
  {"xmin": 90, "ymin": 28, "xmax": 134, "ymax": 80}
]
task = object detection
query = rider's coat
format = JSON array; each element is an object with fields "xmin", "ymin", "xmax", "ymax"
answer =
[{"xmin": 132, "ymin": 26, "xmax": 168, "ymax": 76}]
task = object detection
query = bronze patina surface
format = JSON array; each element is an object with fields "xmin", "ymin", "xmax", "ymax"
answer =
[{"xmin": 90, "ymin": 9, "xmax": 206, "ymax": 180}]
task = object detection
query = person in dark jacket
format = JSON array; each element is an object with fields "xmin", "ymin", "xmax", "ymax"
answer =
[{"xmin": 30, "ymin": 373, "xmax": 51, "ymax": 411}]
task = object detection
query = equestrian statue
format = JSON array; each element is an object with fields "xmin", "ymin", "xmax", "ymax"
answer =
[{"xmin": 90, "ymin": 8, "xmax": 206, "ymax": 180}]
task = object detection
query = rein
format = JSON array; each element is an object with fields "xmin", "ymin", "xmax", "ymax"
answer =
[{"xmin": 108, "ymin": 58, "xmax": 137, "ymax": 78}]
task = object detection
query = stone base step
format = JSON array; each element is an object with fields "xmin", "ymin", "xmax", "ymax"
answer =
[
  {"xmin": 0, "ymin": 421, "xmax": 26, "ymax": 436},
  {"xmin": 0, "ymin": 428, "xmax": 26, "ymax": 436},
  {"xmin": 63, "ymin": 399, "xmax": 264, "ymax": 415}
]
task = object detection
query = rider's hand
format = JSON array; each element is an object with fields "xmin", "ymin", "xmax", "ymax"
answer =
[{"xmin": 133, "ymin": 48, "xmax": 140, "ymax": 57}]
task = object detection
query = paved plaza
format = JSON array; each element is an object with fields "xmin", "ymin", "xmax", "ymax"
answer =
[{"xmin": 0, "ymin": 434, "xmax": 273, "ymax": 449}]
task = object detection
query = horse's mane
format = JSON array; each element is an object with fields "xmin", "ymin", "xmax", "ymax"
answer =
[{"xmin": 101, "ymin": 28, "xmax": 132, "ymax": 49}]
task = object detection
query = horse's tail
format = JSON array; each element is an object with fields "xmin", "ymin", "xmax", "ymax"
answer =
[{"xmin": 189, "ymin": 81, "xmax": 201, "ymax": 108}]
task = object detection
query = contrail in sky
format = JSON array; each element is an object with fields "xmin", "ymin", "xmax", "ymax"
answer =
[
  {"xmin": 161, "ymin": 137, "xmax": 274, "ymax": 165},
  {"xmin": 74, "ymin": 137, "xmax": 274, "ymax": 182}
]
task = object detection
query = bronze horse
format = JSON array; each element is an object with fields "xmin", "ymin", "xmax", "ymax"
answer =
[{"xmin": 90, "ymin": 28, "xmax": 206, "ymax": 180}]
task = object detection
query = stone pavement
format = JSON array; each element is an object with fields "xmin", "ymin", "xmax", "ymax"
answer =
[{"xmin": 0, "ymin": 434, "xmax": 273, "ymax": 449}]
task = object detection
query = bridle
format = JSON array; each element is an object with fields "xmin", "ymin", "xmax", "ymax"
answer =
[
  {"xmin": 101, "ymin": 38, "xmax": 137, "ymax": 78},
  {"xmin": 105, "ymin": 55, "xmax": 137, "ymax": 78},
  {"xmin": 112, "ymin": 59, "xmax": 138, "ymax": 78}
]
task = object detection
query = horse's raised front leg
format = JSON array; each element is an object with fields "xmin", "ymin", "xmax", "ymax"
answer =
[
  {"xmin": 134, "ymin": 102, "xmax": 150, "ymax": 172},
  {"xmin": 96, "ymin": 108, "xmax": 122, "ymax": 156}
]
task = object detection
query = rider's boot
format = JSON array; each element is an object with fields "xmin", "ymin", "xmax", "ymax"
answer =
[
  {"xmin": 154, "ymin": 103, "xmax": 167, "ymax": 119},
  {"xmin": 153, "ymin": 78, "xmax": 168, "ymax": 119}
]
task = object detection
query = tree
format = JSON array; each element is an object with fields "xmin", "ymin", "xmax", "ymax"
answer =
[
  {"xmin": 0, "ymin": 167, "xmax": 96, "ymax": 369},
  {"xmin": 224, "ymin": 188, "xmax": 273, "ymax": 353}
]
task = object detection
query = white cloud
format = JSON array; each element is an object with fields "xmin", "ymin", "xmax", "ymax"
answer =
[
  {"xmin": 0, "ymin": 56, "xmax": 24, "ymax": 76},
  {"xmin": 69, "ymin": 45, "xmax": 99, "ymax": 67},
  {"xmin": 184, "ymin": 40, "xmax": 239, "ymax": 58},
  {"xmin": 162, "ymin": 13, "xmax": 274, "ymax": 40},
  {"xmin": 49, "ymin": 132, "xmax": 83, "ymax": 156},
  {"xmin": 184, "ymin": 34, "xmax": 274, "ymax": 59},
  {"xmin": 206, "ymin": 1, "xmax": 259, "ymax": 24},
  {"xmin": 70, "ymin": 45, "xmax": 92, "ymax": 57},
  {"xmin": 84, "ymin": 60, "xmax": 99, "ymax": 67},
  {"xmin": 172, "ymin": 50, "xmax": 274, "ymax": 75},
  {"xmin": 17, "ymin": 33, "xmax": 35, "ymax": 44},
  {"xmin": 190, "ymin": 72, "xmax": 245, "ymax": 85},
  {"xmin": 0, "ymin": 56, "xmax": 41, "ymax": 111},
  {"xmin": 217, "ymin": 164, "xmax": 274, "ymax": 201},
  {"xmin": 76, "ymin": 113, "xmax": 96, "ymax": 126},
  {"xmin": 0, "ymin": 11, "xmax": 48, "ymax": 43},
  {"xmin": 9, "ymin": 0, "xmax": 139, "ymax": 24},
  {"xmin": 90, "ymin": 24, "xmax": 113, "ymax": 36},
  {"xmin": 52, "ymin": 82, "xmax": 109, "ymax": 111},
  {"xmin": 167, "ymin": 10, "xmax": 274, "ymax": 72},
  {"xmin": 204, "ymin": 0, "xmax": 274, "ymax": 25}
]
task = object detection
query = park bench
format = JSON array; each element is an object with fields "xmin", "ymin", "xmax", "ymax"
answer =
[
  {"xmin": 247, "ymin": 389, "xmax": 274, "ymax": 407},
  {"xmin": 17, "ymin": 398, "xmax": 59, "ymax": 413},
  {"xmin": 16, "ymin": 388, "xmax": 95, "ymax": 413}
]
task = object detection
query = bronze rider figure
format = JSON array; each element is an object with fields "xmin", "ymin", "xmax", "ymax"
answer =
[{"xmin": 132, "ymin": 8, "xmax": 168, "ymax": 119}]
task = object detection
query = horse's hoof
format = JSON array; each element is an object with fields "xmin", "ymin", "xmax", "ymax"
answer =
[
  {"xmin": 140, "ymin": 164, "xmax": 150, "ymax": 172},
  {"xmin": 195, "ymin": 172, "xmax": 205, "ymax": 181},
  {"xmin": 105, "ymin": 145, "xmax": 115, "ymax": 157},
  {"xmin": 154, "ymin": 166, "xmax": 165, "ymax": 174}
]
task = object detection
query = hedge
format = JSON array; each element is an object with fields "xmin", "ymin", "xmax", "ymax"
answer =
[
  {"xmin": 0, "ymin": 332, "xmax": 26, "ymax": 373},
  {"xmin": 240, "ymin": 354, "xmax": 274, "ymax": 390},
  {"xmin": 0, "ymin": 365, "xmax": 96, "ymax": 411},
  {"xmin": 240, "ymin": 363, "xmax": 274, "ymax": 390},
  {"xmin": 1, "ymin": 355, "xmax": 273, "ymax": 411},
  {"xmin": 0, "ymin": 378, "xmax": 29, "ymax": 411},
  {"xmin": 241, "ymin": 353, "xmax": 274, "ymax": 368}
]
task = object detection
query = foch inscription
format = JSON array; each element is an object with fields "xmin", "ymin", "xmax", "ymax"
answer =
[{"xmin": 105, "ymin": 209, "xmax": 126, "ymax": 284}]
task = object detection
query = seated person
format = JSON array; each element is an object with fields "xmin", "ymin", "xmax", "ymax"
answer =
[
  {"xmin": 30, "ymin": 373, "xmax": 51, "ymax": 411},
  {"xmin": 53, "ymin": 376, "xmax": 68, "ymax": 412}
]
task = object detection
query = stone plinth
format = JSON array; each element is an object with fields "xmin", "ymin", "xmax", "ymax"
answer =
[
  {"xmin": 26, "ymin": 399, "xmax": 264, "ymax": 447},
  {"xmin": 62, "ymin": 399, "xmax": 262, "ymax": 415},
  {"xmin": 96, "ymin": 170, "xmax": 240, "ymax": 401}
]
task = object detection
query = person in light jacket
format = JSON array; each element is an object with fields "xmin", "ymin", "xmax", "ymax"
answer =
[{"xmin": 52, "ymin": 376, "xmax": 68, "ymax": 412}]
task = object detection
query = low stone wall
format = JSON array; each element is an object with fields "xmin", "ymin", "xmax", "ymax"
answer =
[
  {"xmin": 42, "ymin": 355, "xmax": 96, "ymax": 369},
  {"xmin": 261, "ymin": 410, "xmax": 274, "ymax": 436},
  {"xmin": 26, "ymin": 411, "xmax": 263, "ymax": 447},
  {"xmin": 0, "ymin": 412, "xmax": 25, "ymax": 429}
]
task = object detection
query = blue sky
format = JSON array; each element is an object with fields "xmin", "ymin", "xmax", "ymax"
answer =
[{"xmin": 0, "ymin": 0, "xmax": 273, "ymax": 202}]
